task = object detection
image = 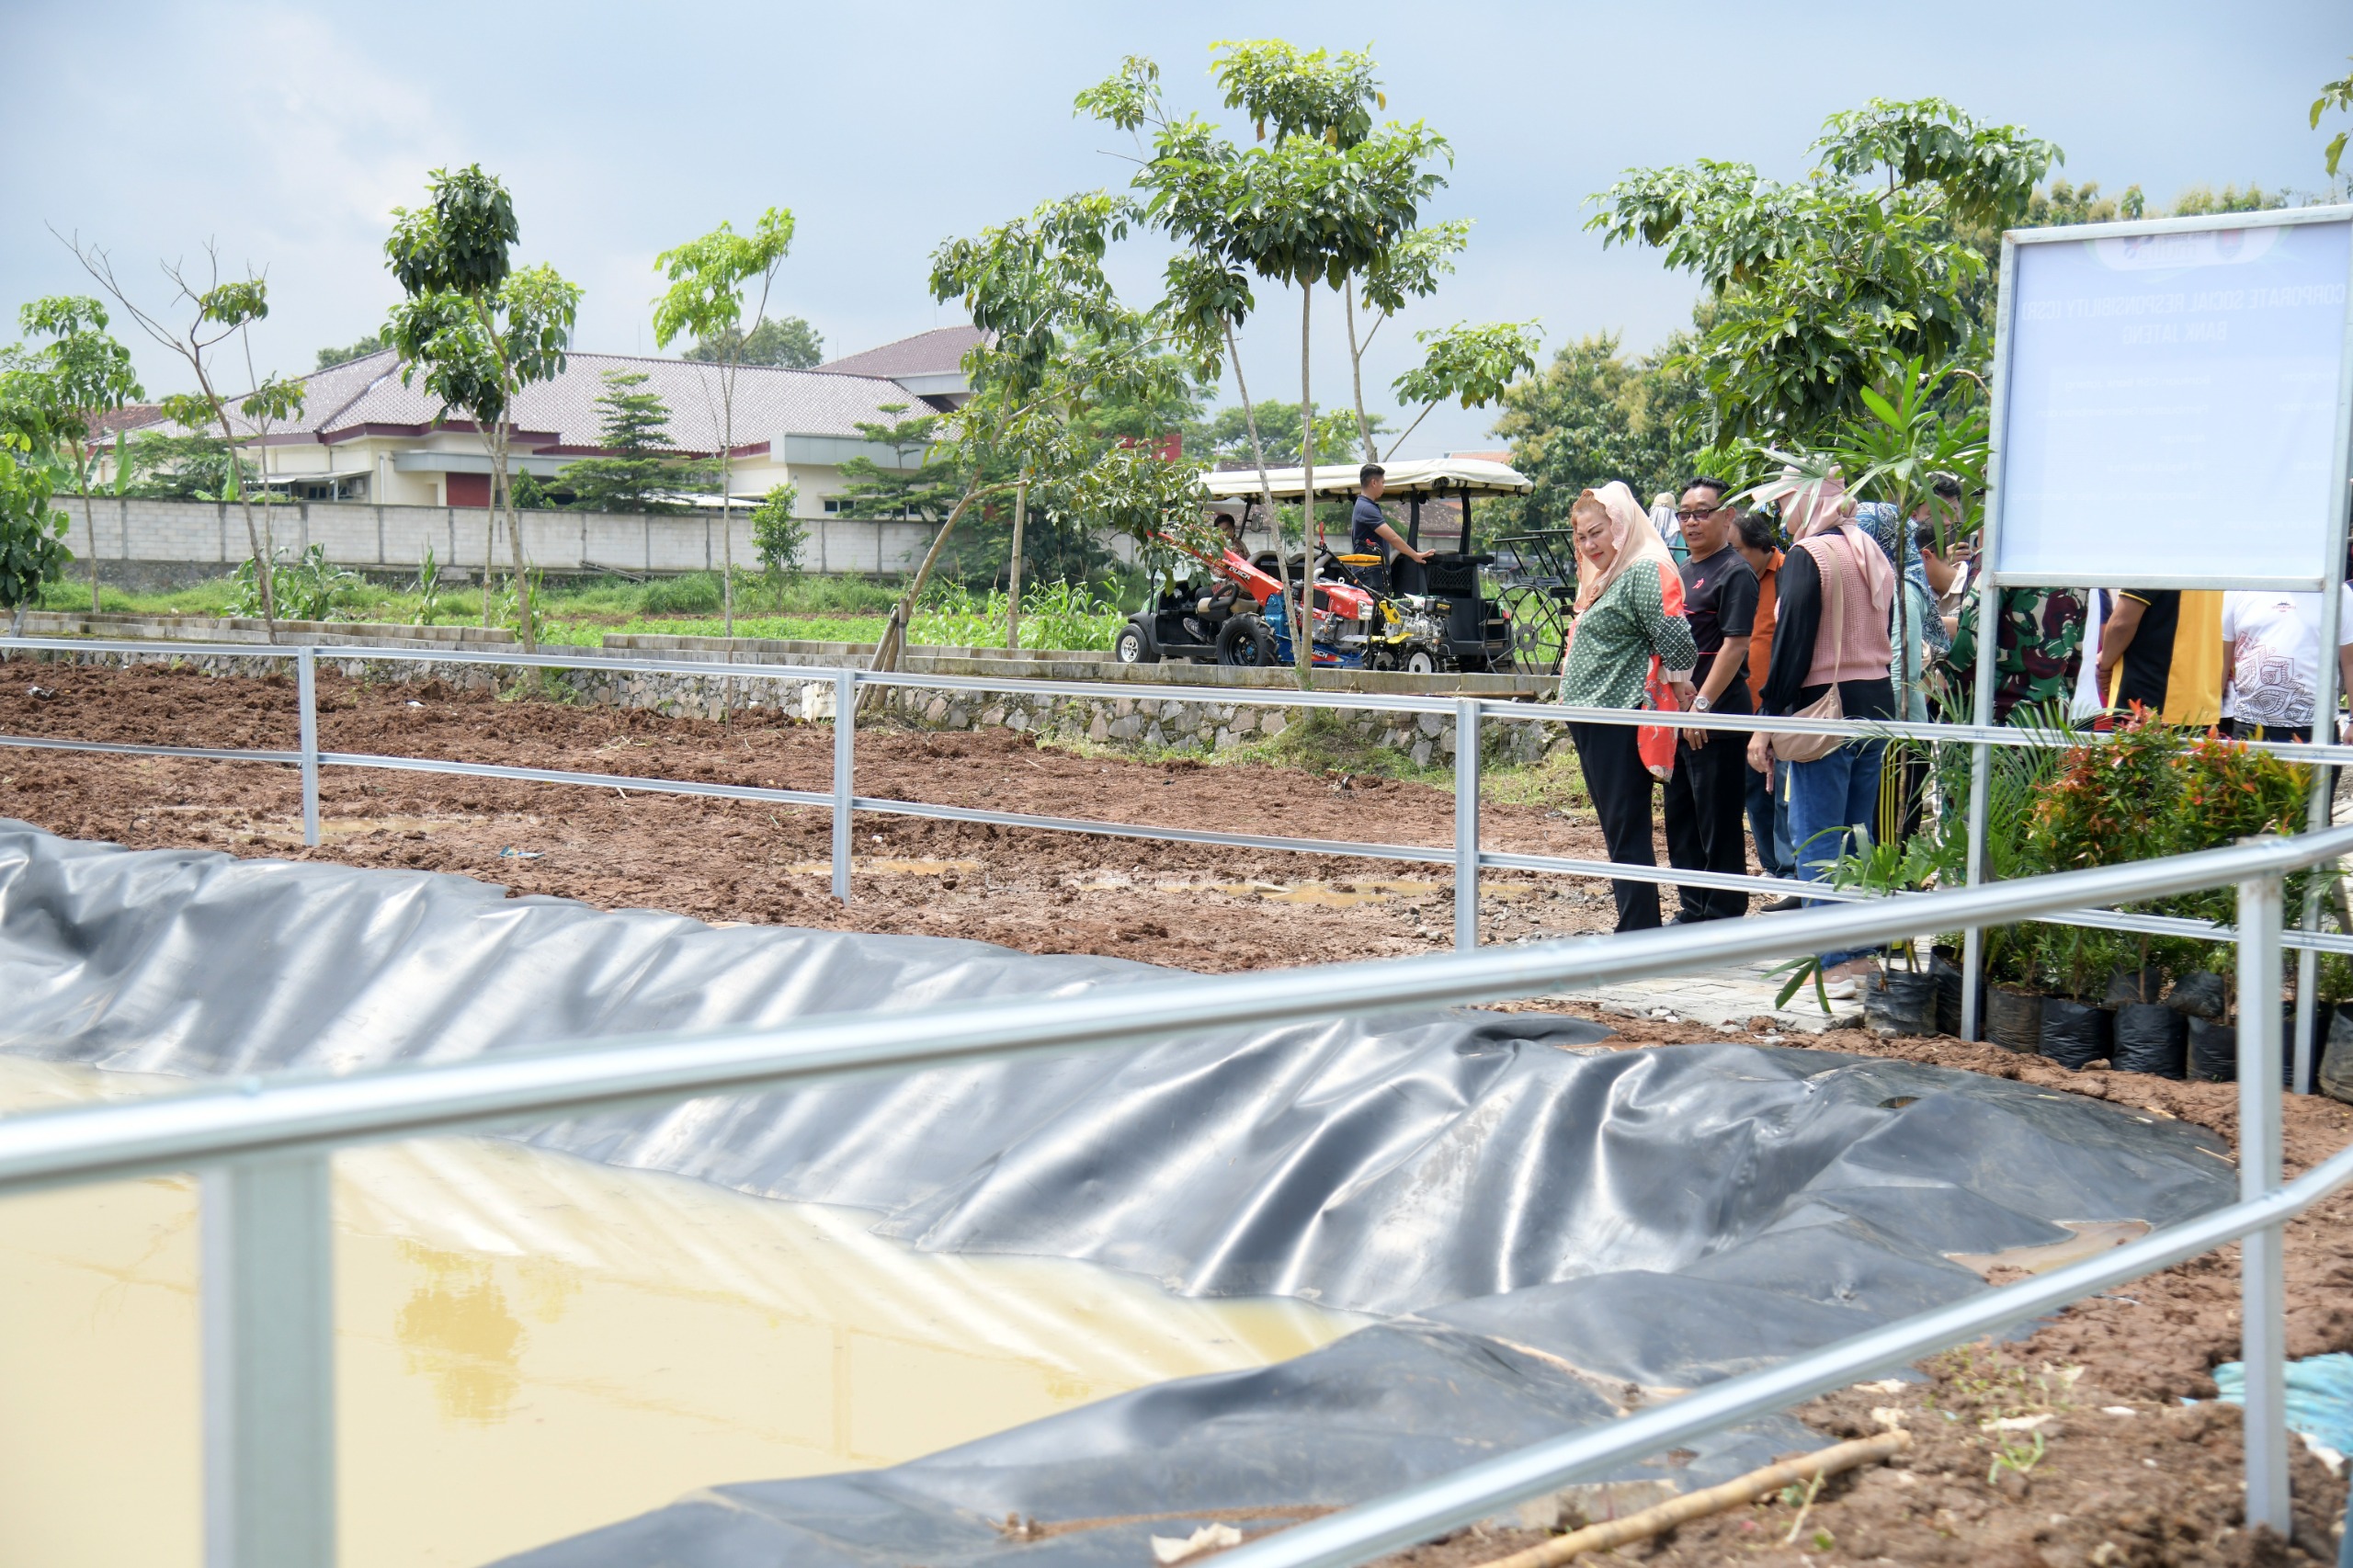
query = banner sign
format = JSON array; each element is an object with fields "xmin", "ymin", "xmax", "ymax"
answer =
[{"xmin": 1993, "ymin": 210, "xmax": 2353, "ymax": 587}]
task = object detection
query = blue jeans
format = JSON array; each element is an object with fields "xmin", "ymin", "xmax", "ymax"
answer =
[
  {"xmin": 1745, "ymin": 758, "xmax": 1793, "ymax": 879},
  {"xmin": 1788, "ymin": 739, "xmax": 1885, "ymax": 967}
]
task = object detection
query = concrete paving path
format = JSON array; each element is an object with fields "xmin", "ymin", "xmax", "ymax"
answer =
[{"xmin": 1547, "ymin": 955, "xmax": 1868, "ymax": 1036}]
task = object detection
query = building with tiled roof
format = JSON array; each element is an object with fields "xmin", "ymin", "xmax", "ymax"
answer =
[
  {"xmin": 814, "ymin": 324, "xmax": 983, "ymax": 401},
  {"xmin": 108, "ymin": 330, "xmax": 978, "ymax": 516}
]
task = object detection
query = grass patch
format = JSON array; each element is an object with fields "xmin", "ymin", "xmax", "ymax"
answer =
[{"xmin": 35, "ymin": 570, "xmax": 1121, "ymax": 653}]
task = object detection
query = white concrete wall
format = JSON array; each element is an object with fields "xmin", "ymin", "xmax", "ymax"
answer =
[{"xmin": 60, "ymin": 494, "xmax": 941, "ymax": 578}]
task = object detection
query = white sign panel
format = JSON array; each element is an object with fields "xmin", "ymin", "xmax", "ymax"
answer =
[{"xmin": 1995, "ymin": 213, "xmax": 2353, "ymax": 586}]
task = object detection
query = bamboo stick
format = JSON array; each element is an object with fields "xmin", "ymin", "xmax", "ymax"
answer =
[{"xmin": 1472, "ymin": 1429, "xmax": 1913, "ymax": 1568}]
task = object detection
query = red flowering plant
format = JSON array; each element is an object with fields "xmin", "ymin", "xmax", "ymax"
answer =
[
  {"xmin": 2011, "ymin": 714, "xmax": 2312, "ymax": 995},
  {"xmin": 2165, "ymin": 726, "xmax": 2313, "ymax": 928}
]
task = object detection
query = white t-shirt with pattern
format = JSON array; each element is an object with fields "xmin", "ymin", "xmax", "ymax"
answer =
[{"xmin": 2220, "ymin": 587, "xmax": 2353, "ymax": 728}]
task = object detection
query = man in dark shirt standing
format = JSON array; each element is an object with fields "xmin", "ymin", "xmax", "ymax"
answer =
[
  {"xmin": 1665, "ymin": 479, "xmax": 1760, "ymax": 921},
  {"xmin": 1349, "ymin": 465, "xmax": 1432, "ymax": 582}
]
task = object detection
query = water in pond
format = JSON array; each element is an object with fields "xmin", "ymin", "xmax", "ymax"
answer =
[{"xmin": 0, "ymin": 1058, "xmax": 1365, "ymax": 1567}]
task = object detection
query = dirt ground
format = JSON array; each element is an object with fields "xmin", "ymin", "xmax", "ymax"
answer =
[
  {"xmin": 0, "ymin": 661, "xmax": 1650, "ymax": 968},
  {"xmin": 4, "ymin": 660, "xmax": 2351, "ymax": 1566}
]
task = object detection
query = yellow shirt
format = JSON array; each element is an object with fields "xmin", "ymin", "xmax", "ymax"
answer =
[{"xmin": 2107, "ymin": 589, "xmax": 2222, "ymax": 727}]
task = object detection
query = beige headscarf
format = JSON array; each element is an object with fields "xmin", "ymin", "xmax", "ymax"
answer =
[
  {"xmin": 1574, "ymin": 480, "xmax": 1676, "ymax": 614},
  {"xmin": 1758, "ymin": 466, "xmax": 1853, "ymax": 540}
]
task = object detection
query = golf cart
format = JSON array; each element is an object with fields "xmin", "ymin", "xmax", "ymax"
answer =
[
  {"xmin": 1116, "ymin": 505, "xmax": 1387, "ymax": 668},
  {"xmin": 1196, "ymin": 457, "xmax": 1537, "ymax": 674}
]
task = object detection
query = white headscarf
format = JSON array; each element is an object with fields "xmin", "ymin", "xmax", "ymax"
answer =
[{"xmin": 1574, "ymin": 481, "xmax": 1675, "ymax": 613}]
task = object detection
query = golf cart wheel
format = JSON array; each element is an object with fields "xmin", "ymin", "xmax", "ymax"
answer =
[
  {"xmin": 1114, "ymin": 623, "xmax": 1155, "ymax": 664},
  {"xmin": 1497, "ymin": 585, "xmax": 1566, "ymax": 675},
  {"xmin": 1217, "ymin": 615, "xmax": 1278, "ymax": 667},
  {"xmin": 1404, "ymin": 649, "xmax": 1438, "ymax": 676}
]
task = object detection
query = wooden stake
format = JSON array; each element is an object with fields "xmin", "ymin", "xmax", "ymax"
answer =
[{"xmin": 1471, "ymin": 1429, "xmax": 1912, "ymax": 1568}]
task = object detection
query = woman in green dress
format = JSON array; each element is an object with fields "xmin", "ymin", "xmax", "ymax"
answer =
[{"xmin": 1559, "ymin": 483, "xmax": 1698, "ymax": 932}]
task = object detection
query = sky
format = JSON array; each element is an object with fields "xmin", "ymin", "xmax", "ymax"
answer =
[{"xmin": 4, "ymin": 0, "xmax": 2347, "ymax": 454}]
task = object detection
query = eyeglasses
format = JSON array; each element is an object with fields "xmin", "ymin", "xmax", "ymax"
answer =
[{"xmin": 1675, "ymin": 506, "xmax": 1724, "ymax": 522}]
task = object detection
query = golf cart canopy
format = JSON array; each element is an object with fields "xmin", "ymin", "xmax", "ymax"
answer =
[{"xmin": 1201, "ymin": 455, "xmax": 1532, "ymax": 502}]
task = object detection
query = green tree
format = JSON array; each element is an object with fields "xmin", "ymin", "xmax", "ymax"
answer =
[
  {"xmin": 1489, "ymin": 334, "xmax": 1697, "ymax": 532},
  {"xmin": 0, "ymin": 431, "xmax": 70, "ymax": 632},
  {"xmin": 870, "ymin": 192, "xmax": 1199, "ymax": 678},
  {"xmin": 1746, "ymin": 357, "xmax": 1992, "ymax": 713},
  {"xmin": 383, "ymin": 163, "xmax": 581, "ymax": 649},
  {"xmin": 3, "ymin": 296, "xmax": 143, "ymax": 612},
  {"xmin": 2314, "ymin": 59, "xmax": 2353, "ymax": 176},
  {"xmin": 1085, "ymin": 43, "xmax": 1465, "ymax": 683},
  {"xmin": 1591, "ymin": 97, "xmax": 2057, "ymax": 444},
  {"xmin": 1210, "ymin": 40, "xmax": 1448, "ymax": 680},
  {"xmin": 1341, "ymin": 220, "xmax": 1468, "ymax": 460},
  {"xmin": 64, "ymin": 235, "xmax": 287, "ymax": 636},
  {"xmin": 2166, "ymin": 182, "xmax": 2291, "ymax": 216},
  {"xmin": 835, "ymin": 403, "xmax": 960, "ymax": 523},
  {"xmin": 314, "ymin": 332, "xmax": 386, "ymax": 369},
  {"xmin": 2018, "ymin": 178, "xmax": 2140, "ymax": 227},
  {"xmin": 1385, "ymin": 319, "xmax": 1540, "ymax": 460},
  {"xmin": 687, "ymin": 316, "xmax": 823, "ymax": 369},
  {"xmin": 1194, "ymin": 400, "xmax": 1378, "ymax": 467},
  {"xmin": 652, "ymin": 206, "xmax": 796, "ymax": 637},
  {"xmin": 558, "ymin": 369, "xmax": 700, "ymax": 513},
  {"xmin": 116, "ymin": 432, "xmax": 251, "ymax": 499},
  {"xmin": 234, "ymin": 369, "xmax": 306, "ymax": 599},
  {"xmin": 749, "ymin": 483, "xmax": 805, "ymax": 600}
]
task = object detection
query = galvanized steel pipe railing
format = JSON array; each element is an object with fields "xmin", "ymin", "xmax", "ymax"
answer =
[{"xmin": 0, "ymin": 809, "xmax": 2346, "ymax": 1565}]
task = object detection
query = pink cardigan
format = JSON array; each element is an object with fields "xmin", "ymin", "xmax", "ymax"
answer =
[{"xmin": 1794, "ymin": 527, "xmax": 1894, "ymax": 687}]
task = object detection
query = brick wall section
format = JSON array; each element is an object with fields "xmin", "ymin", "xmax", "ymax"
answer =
[{"xmin": 61, "ymin": 496, "xmax": 941, "ymax": 578}]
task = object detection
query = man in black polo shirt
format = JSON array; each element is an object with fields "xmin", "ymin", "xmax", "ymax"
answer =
[
  {"xmin": 1350, "ymin": 465, "xmax": 1433, "ymax": 579},
  {"xmin": 1664, "ymin": 478, "xmax": 1759, "ymax": 922}
]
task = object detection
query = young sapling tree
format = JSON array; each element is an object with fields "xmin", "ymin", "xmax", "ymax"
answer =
[
  {"xmin": 61, "ymin": 233, "xmax": 284, "ymax": 637},
  {"xmin": 383, "ymin": 165, "xmax": 579, "ymax": 650},
  {"xmin": 652, "ymin": 207, "xmax": 796, "ymax": 638}
]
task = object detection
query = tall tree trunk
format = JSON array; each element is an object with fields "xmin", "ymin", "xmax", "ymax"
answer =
[
  {"xmin": 1290, "ymin": 282, "xmax": 1314, "ymax": 687},
  {"xmin": 1222, "ymin": 316, "xmax": 1281, "ymax": 581},
  {"xmin": 207, "ymin": 392, "xmax": 276, "ymax": 642},
  {"xmin": 80, "ymin": 455, "xmax": 101, "ymax": 615},
  {"xmin": 717, "ymin": 355, "xmax": 741, "ymax": 641},
  {"xmin": 1343, "ymin": 280, "xmax": 1378, "ymax": 464},
  {"xmin": 482, "ymin": 465, "xmax": 496, "ymax": 629},
  {"xmin": 1006, "ymin": 475, "xmax": 1027, "ymax": 650},
  {"xmin": 867, "ymin": 481, "xmax": 990, "ymax": 712},
  {"xmin": 501, "ymin": 421, "xmax": 533, "ymax": 652}
]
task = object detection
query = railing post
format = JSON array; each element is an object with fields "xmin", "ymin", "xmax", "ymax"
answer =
[
  {"xmin": 2236, "ymin": 869, "xmax": 2290, "ymax": 1539},
  {"xmin": 1455, "ymin": 698, "xmax": 1480, "ymax": 950},
  {"xmin": 832, "ymin": 668, "xmax": 855, "ymax": 904},
  {"xmin": 203, "ymin": 1152, "xmax": 335, "ymax": 1568},
  {"xmin": 297, "ymin": 646, "xmax": 320, "ymax": 847}
]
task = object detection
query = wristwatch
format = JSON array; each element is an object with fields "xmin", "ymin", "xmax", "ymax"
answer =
[{"xmin": 1690, "ymin": 695, "xmax": 1712, "ymax": 712}]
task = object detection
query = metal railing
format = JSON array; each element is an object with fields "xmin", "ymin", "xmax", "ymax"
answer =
[
  {"xmin": 6, "ymin": 633, "xmax": 2353, "ymax": 1035},
  {"xmin": 0, "ymin": 823, "xmax": 2344, "ymax": 1565}
]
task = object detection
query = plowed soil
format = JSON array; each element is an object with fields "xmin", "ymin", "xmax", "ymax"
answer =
[
  {"xmin": 4, "ymin": 659, "xmax": 2350, "ymax": 1567},
  {"xmin": 0, "ymin": 661, "xmax": 1650, "ymax": 968}
]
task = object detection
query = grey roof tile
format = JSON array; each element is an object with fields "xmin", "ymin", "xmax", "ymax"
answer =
[
  {"xmin": 814, "ymin": 324, "xmax": 984, "ymax": 381},
  {"xmin": 125, "ymin": 349, "xmax": 928, "ymax": 454}
]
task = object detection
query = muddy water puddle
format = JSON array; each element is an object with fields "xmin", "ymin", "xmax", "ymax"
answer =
[{"xmin": 0, "ymin": 1058, "xmax": 1365, "ymax": 1567}]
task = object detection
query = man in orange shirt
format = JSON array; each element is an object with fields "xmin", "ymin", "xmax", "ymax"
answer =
[{"xmin": 1734, "ymin": 512, "xmax": 1795, "ymax": 894}]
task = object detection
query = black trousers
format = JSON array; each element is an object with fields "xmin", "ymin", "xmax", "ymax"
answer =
[
  {"xmin": 1662, "ymin": 710, "xmax": 1754, "ymax": 921},
  {"xmin": 1570, "ymin": 721, "xmax": 1661, "ymax": 932}
]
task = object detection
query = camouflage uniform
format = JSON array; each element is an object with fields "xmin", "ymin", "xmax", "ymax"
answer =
[{"xmin": 1944, "ymin": 587, "xmax": 2087, "ymax": 722}]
